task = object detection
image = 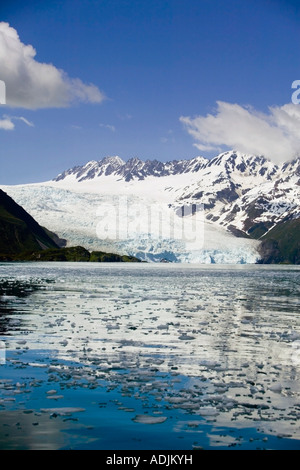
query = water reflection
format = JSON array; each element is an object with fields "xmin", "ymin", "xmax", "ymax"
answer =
[
  {"xmin": 0, "ymin": 278, "xmax": 49, "ymax": 335},
  {"xmin": 0, "ymin": 263, "xmax": 299, "ymax": 449}
]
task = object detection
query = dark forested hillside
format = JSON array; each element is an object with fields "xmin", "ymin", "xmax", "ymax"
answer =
[{"xmin": 0, "ymin": 189, "xmax": 59, "ymax": 257}]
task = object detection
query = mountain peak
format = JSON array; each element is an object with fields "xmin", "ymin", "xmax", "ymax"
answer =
[
  {"xmin": 52, "ymin": 151, "xmax": 286, "ymax": 185},
  {"xmin": 100, "ymin": 155, "xmax": 125, "ymax": 166}
]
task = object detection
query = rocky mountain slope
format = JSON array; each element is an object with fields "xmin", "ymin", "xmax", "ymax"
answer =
[{"xmin": 0, "ymin": 188, "xmax": 60, "ymax": 258}]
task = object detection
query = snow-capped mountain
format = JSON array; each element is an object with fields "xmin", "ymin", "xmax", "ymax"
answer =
[
  {"xmin": 54, "ymin": 155, "xmax": 208, "ymax": 182},
  {"xmin": 53, "ymin": 151, "xmax": 300, "ymax": 236},
  {"xmin": 1, "ymin": 151, "xmax": 299, "ymax": 263},
  {"xmin": 175, "ymin": 152, "xmax": 300, "ymax": 237}
]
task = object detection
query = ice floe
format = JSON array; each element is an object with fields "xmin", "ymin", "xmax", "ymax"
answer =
[{"xmin": 132, "ymin": 415, "xmax": 168, "ymax": 424}]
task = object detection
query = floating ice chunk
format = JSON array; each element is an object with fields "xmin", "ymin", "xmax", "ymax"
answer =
[
  {"xmin": 288, "ymin": 331, "xmax": 300, "ymax": 341},
  {"xmin": 187, "ymin": 421, "xmax": 201, "ymax": 428},
  {"xmin": 28, "ymin": 363, "xmax": 47, "ymax": 368},
  {"xmin": 281, "ymin": 330, "xmax": 300, "ymax": 341},
  {"xmin": 0, "ymin": 295, "xmax": 17, "ymax": 301},
  {"xmin": 178, "ymin": 334, "xmax": 195, "ymax": 341},
  {"xmin": 199, "ymin": 360, "xmax": 220, "ymax": 368},
  {"xmin": 166, "ymin": 397, "xmax": 185, "ymax": 404},
  {"xmin": 148, "ymin": 358, "xmax": 165, "ymax": 365},
  {"xmin": 157, "ymin": 324, "xmax": 169, "ymax": 330},
  {"xmin": 132, "ymin": 415, "xmax": 168, "ymax": 424},
  {"xmin": 199, "ymin": 407, "xmax": 219, "ymax": 417},
  {"xmin": 269, "ymin": 383, "xmax": 282, "ymax": 393},
  {"xmin": 107, "ymin": 324, "xmax": 120, "ymax": 330},
  {"xmin": 41, "ymin": 407, "xmax": 85, "ymax": 416}
]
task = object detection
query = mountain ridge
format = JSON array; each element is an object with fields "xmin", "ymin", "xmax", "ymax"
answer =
[
  {"xmin": 54, "ymin": 151, "xmax": 283, "ymax": 183},
  {"xmin": 52, "ymin": 151, "xmax": 300, "ymax": 240},
  {"xmin": 54, "ymin": 155, "xmax": 209, "ymax": 183},
  {"xmin": 2, "ymin": 151, "xmax": 299, "ymax": 263}
]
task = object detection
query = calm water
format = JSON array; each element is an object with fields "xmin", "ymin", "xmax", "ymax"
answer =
[{"xmin": 0, "ymin": 262, "xmax": 299, "ymax": 450}]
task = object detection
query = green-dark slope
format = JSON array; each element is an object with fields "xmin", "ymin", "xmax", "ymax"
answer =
[
  {"xmin": 0, "ymin": 189, "xmax": 59, "ymax": 256},
  {"xmin": 13, "ymin": 246, "xmax": 142, "ymax": 262},
  {"xmin": 257, "ymin": 218, "xmax": 300, "ymax": 264}
]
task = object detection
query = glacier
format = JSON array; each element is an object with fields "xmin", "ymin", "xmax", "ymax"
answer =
[
  {"xmin": 0, "ymin": 153, "xmax": 263, "ymax": 263},
  {"xmin": 7, "ymin": 149, "xmax": 299, "ymax": 264}
]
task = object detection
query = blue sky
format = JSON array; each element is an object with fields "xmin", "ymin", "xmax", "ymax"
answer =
[{"xmin": 0, "ymin": 0, "xmax": 300, "ymax": 183}]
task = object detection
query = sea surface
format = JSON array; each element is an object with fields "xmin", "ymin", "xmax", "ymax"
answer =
[{"xmin": 0, "ymin": 262, "xmax": 299, "ymax": 450}]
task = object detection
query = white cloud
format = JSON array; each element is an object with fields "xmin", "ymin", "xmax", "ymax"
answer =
[
  {"xmin": 0, "ymin": 114, "xmax": 34, "ymax": 131},
  {"xmin": 180, "ymin": 101, "xmax": 300, "ymax": 163},
  {"xmin": 99, "ymin": 123, "xmax": 116, "ymax": 132},
  {"xmin": 0, "ymin": 117, "xmax": 14, "ymax": 130},
  {"xmin": 12, "ymin": 116, "xmax": 34, "ymax": 127},
  {"xmin": 0, "ymin": 22, "xmax": 105, "ymax": 109}
]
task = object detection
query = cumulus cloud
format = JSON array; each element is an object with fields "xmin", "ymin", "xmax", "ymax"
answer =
[
  {"xmin": 180, "ymin": 101, "xmax": 300, "ymax": 163},
  {"xmin": 0, "ymin": 117, "xmax": 14, "ymax": 130},
  {"xmin": 0, "ymin": 114, "xmax": 34, "ymax": 131},
  {"xmin": 0, "ymin": 22, "xmax": 105, "ymax": 109}
]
